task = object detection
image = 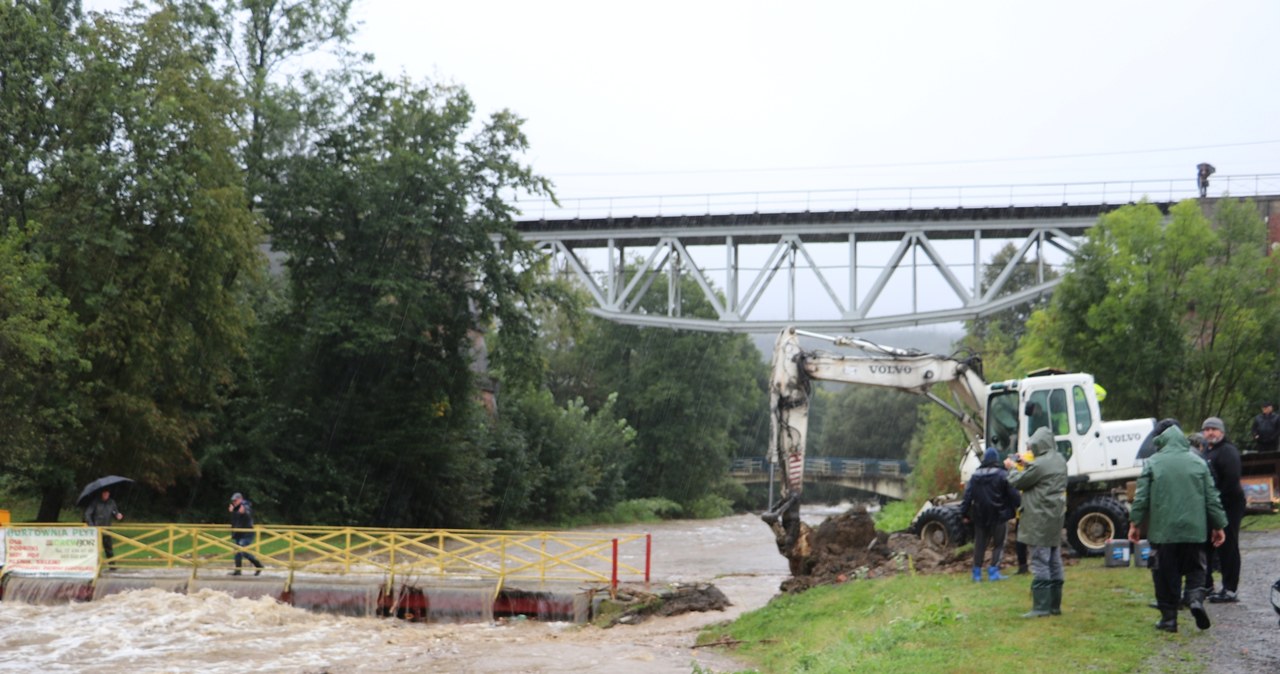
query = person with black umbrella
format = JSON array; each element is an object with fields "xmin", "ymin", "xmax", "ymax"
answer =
[{"xmin": 84, "ymin": 489, "xmax": 124, "ymax": 569}]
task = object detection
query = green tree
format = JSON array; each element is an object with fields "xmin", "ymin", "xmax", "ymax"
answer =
[
  {"xmin": 810, "ymin": 386, "xmax": 923, "ymax": 460},
  {"xmin": 564, "ymin": 274, "xmax": 766, "ymax": 508},
  {"xmin": 1019, "ymin": 199, "xmax": 1280, "ymax": 427},
  {"xmin": 239, "ymin": 71, "xmax": 555, "ymax": 527},
  {"xmin": 0, "ymin": 5, "xmax": 264, "ymax": 519},
  {"xmin": 173, "ymin": 0, "xmax": 357, "ymax": 203},
  {"xmin": 0, "ymin": 223, "xmax": 85, "ymax": 498}
]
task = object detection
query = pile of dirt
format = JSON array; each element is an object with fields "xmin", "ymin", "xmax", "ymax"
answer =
[
  {"xmin": 778, "ymin": 506, "xmax": 978, "ymax": 593},
  {"xmin": 596, "ymin": 582, "xmax": 732, "ymax": 627}
]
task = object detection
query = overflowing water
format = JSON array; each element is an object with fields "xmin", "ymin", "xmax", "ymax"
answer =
[{"xmin": 0, "ymin": 508, "xmax": 848, "ymax": 672}]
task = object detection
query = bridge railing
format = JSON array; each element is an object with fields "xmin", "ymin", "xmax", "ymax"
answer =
[
  {"xmin": 1, "ymin": 523, "xmax": 651, "ymax": 591},
  {"xmin": 519, "ymin": 173, "xmax": 1280, "ymax": 220},
  {"xmin": 729, "ymin": 457, "xmax": 911, "ymax": 478}
]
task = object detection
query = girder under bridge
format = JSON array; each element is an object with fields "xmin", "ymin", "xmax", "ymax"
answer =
[
  {"xmin": 514, "ymin": 183, "xmax": 1280, "ymax": 333},
  {"xmin": 729, "ymin": 457, "xmax": 910, "ymax": 501}
]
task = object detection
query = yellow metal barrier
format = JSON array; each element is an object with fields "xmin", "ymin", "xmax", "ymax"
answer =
[{"xmin": 7, "ymin": 523, "xmax": 651, "ymax": 594}]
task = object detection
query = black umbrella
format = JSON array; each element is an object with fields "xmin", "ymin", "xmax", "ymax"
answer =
[{"xmin": 77, "ymin": 475, "xmax": 135, "ymax": 508}]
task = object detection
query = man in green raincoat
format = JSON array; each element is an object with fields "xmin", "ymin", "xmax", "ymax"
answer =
[
  {"xmin": 1006, "ymin": 426, "xmax": 1067, "ymax": 617},
  {"xmin": 1128, "ymin": 424, "xmax": 1227, "ymax": 633}
]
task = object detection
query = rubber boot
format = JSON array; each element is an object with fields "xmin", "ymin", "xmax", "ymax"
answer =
[
  {"xmin": 1048, "ymin": 579, "xmax": 1063, "ymax": 615},
  {"xmin": 1022, "ymin": 580, "xmax": 1053, "ymax": 618},
  {"xmin": 1187, "ymin": 589, "xmax": 1211, "ymax": 630},
  {"xmin": 1155, "ymin": 609, "xmax": 1178, "ymax": 633},
  {"xmin": 972, "ymin": 567, "xmax": 983, "ymax": 582},
  {"xmin": 987, "ymin": 565, "xmax": 1004, "ymax": 582}
]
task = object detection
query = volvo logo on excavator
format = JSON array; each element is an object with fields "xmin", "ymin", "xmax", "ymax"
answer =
[{"xmin": 869, "ymin": 364, "xmax": 913, "ymax": 375}]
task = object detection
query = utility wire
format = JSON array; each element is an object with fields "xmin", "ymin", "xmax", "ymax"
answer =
[{"xmin": 551, "ymin": 139, "xmax": 1280, "ymax": 178}]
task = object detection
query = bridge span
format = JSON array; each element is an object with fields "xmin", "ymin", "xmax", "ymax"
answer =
[
  {"xmin": 729, "ymin": 456, "xmax": 910, "ymax": 501},
  {"xmin": 515, "ymin": 176, "xmax": 1280, "ymax": 333}
]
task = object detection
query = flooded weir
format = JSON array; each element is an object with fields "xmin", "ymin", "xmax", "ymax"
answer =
[
  {"xmin": 0, "ymin": 522, "xmax": 653, "ymax": 624},
  {"xmin": 1, "ymin": 571, "xmax": 606, "ymax": 624}
]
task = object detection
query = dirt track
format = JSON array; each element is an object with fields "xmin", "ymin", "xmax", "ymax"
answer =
[{"xmin": 1139, "ymin": 526, "xmax": 1280, "ymax": 673}]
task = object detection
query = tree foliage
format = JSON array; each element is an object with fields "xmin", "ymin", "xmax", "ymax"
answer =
[
  {"xmin": 1020, "ymin": 199, "xmax": 1280, "ymax": 432},
  {"xmin": 810, "ymin": 386, "xmax": 923, "ymax": 460},
  {"xmin": 0, "ymin": 3, "xmax": 265, "ymax": 519},
  {"xmin": 558, "ymin": 275, "xmax": 766, "ymax": 508},
  {"xmin": 226, "ymin": 70, "xmax": 557, "ymax": 527}
]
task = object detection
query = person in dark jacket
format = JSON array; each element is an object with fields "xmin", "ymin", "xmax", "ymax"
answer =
[
  {"xmin": 1006, "ymin": 427, "xmax": 1068, "ymax": 617},
  {"xmin": 1129, "ymin": 425, "xmax": 1227, "ymax": 632},
  {"xmin": 228, "ymin": 492, "xmax": 265, "ymax": 576},
  {"xmin": 1251, "ymin": 401, "xmax": 1279, "ymax": 453},
  {"xmin": 84, "ymin": 489, "xmax": 124, "ymax": 568},
  {"xmin": 1200, "ymin": 417, "xmax": 1244, "ymax": 603},
  {"xmin": 961, "ymin": 446, "xmax": 1021, "ymax": 582}
]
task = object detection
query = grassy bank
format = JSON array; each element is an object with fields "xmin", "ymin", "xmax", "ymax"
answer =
[{"xmin": 699, "ymin": 556, "xmax": 1199, "ymax": 674}]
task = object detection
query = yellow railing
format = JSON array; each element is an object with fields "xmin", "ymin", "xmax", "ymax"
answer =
[{"xmin": 6, "ymin": 523, "xmax": 651, "ymax": 594}]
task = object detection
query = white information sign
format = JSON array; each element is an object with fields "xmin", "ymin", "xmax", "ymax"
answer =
[
  {"xmin": 0, "ymin": 529, "xmax": 6, "ymax": 567},
  {"xmin": 2, "ymin": 527, "xmax": 99, "ymax": 578}
]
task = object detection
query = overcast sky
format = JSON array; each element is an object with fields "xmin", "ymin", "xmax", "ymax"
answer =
[
  {"xmin": 82, "ymin": 0, "xmax": 1280, "ymax": 215},
  {"xmin": 343, "ymin": 1, "xmax": 1280, "ymax": 206}
]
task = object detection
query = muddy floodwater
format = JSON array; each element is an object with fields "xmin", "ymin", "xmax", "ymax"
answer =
[{"xmin": 0, "ymin": 508, "xmax": 840, "ymax": 673}]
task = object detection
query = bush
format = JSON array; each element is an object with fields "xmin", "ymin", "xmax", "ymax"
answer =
[
  {"xmin": 687, "ymin": 494, "xmax": 734, "ymax": 519},
  {"xmin": 873, "ymin": 500, "xmax": 920, "ymax": 533}
]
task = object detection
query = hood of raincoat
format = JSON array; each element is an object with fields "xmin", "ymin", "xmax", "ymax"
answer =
[
  {"xmin": 981, "ymin": 446, "xmax": 1000, "ymax": 467},
  {"xmin": 1153, "ymin": 424, "xmax": 1191, "ymax": 455},
  {"xmin": 1028, "ymin": 426, "xmax": 1055, "ymax": 457}
]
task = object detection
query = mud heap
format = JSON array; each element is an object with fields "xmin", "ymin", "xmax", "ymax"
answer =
[
  {"xmin": 594, "ymin": 583, "xmax": 732, "ymax": 627},
  {"xmin": 778, "ymin": 505, "xmax": 973, "ymax": 593}
]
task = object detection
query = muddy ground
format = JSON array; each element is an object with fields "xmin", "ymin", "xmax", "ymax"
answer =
[{"xmin": 1137, "ymin": 525, "xmax": 1280, "ymax": 673}]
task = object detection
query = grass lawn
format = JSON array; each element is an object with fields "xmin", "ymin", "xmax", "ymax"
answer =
[{"xmin": 698, "ymin": 556, "xmax": 1206, "ymax": 674}]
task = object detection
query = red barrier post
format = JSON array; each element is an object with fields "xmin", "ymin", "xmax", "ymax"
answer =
[
  {"xmin": 644, "ymin": 533, "xmax": 651, "ymax": 583},
  {"xmin": 611, "ymin": 538, "xmax": 619, "ymax": 595}
]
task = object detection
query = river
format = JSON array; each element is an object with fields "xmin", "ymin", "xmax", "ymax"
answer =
[{"xmin": 0, "ymin": 507, "xmax": 847, "ymax": 673}]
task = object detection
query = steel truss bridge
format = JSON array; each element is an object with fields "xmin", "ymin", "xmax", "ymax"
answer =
[{"xmin": 514, "ymin": 176, "xmax": 1280, "ymax": 333}]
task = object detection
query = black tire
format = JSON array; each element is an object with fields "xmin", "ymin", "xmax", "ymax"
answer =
[
  {"xmin": 912, "ymin": 506, "xmax": 969, "ymax": 549},
  {"xmin": 1066, "ymin": 496, "xmax": 1129, "ymax": 557}
]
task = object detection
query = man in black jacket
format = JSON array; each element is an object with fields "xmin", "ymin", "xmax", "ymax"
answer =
[
  {"xmin": 228, "ymin": 492, "xmax": 265, "ymax": 576},
  {"xmin": 1200, "ymin": 417, "xmax": 1244, "ymax": 603},
  {"xmin": 961, "ymin": 446, "xmax": 1021, "ymax": 582},
  {"xmin": 1251, "ymin": 401, "xmax": 1279, "ymax": 453}
]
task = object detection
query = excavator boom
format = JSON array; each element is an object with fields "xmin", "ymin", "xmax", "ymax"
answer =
[{"xmin": 763, "ymin": 327, "xmax": 988, "ymax": 573}]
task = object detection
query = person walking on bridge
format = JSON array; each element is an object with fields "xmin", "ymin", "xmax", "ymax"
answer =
[
  {"xmin": 84, "ymin": 489, "xmax": 124, "ymax": 569},
  {"xmin": 1006, "ymin": 427, "xmax": 1067, "ymax": 617},
  {"xmin": 228, "ymin": 492, "xmax": 265, "ymax": 576},
  {"xmin": 1128, "ymin": 424, "xmax": 1226, "ymax": 632}
]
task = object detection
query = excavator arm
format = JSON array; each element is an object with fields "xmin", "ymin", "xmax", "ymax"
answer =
[{"xmin": 762, "ymin": 326, "xmax": 987, "ymax": 574}]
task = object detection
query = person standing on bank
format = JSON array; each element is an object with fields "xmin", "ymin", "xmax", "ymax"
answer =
[
  {"xmin": 1128, "ymin": 424, "xmax": 1227, "ymax": 632},
  {"xmin": 84, "ymin": 489, "xmax": 124, "ymax": 568},
  {"xmin": 961, "ymin": 446, "xmax": 1021, "ymax": 582},
  {"xmin": 1200, "ymin": 417, "xmax": 1244, "ymax": 603},
  {"xmin": 1251, "ymin": 401, "xmax": 1279, "ymax": 453},
  {"xmin": 228, "ymin": 492, "xmax": 265, "ymax": 576},
  {"xmin": 1006, "ymin": 426, "xmax": 1068, "ymax": 617}
]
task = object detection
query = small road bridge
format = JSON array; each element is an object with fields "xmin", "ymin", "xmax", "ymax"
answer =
[{"xmin": 729, "ymin": 456, "xmax": 910, "ymax": 501}]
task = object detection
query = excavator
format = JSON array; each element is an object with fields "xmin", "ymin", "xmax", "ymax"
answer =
[{"xmin": 761, "ymin": 326, "xmax": 1155, "ymax": 575}]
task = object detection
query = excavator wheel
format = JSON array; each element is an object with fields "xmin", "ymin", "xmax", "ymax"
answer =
[
  {"xmin": 912, "ymin": 506, "xmax": 969, "ymax": 550},
  {"xmin": 1066, "ymin": 496, "xmax": 1129, "ymax": 557}
]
